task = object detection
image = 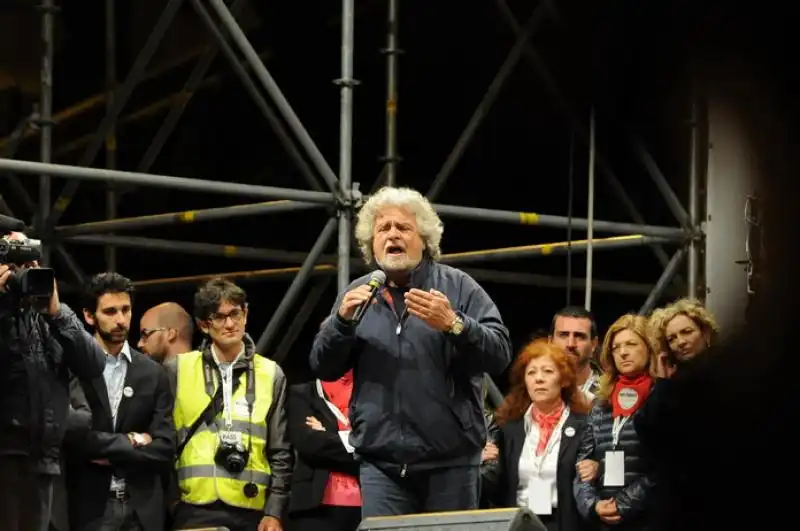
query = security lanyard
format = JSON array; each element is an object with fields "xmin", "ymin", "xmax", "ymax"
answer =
[
  {"xmin": 202, "ymin": 356, "xmax": 256, "ymax": 430},
  {"xmin": 611, "ymin": 416, "xmax": 629, "ymax": 448}
]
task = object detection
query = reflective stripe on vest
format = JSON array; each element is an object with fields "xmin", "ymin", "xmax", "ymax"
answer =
[{"xmin": 174, "ymin": 350, "xmax": 276, "ymax": 511}]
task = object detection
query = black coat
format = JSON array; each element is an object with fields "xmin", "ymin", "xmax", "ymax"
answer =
[
  {"xmin": 0, "ymin": 303, "xmax": 105, "ymax": 473},
  {"xmin": 573, "ymin": 402, "xmax": 654, "ymax": 531},
  {"xmin": 485, "ymin": 411, "xmax": 589, "ymax": 531},
  {"xmin": 287, "ymin": 381, "xmax": 359, "ymax": 515},
  {"xmin": 65, "ymin": 348, "xmax": 175, "ymax": 531}
]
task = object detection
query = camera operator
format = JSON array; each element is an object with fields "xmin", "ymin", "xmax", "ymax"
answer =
[{"xmin": 0, "ymin": 231, "xmax": 106, "ymax": 531}]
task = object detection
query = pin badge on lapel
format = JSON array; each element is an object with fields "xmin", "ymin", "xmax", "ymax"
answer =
[
  {"xmin": 564, "ymin": 427, "xmax": 576, "ymax": 438},
  {"xmin": 123, "ymin": 386, "xmax": 134, "ymax": 398}
]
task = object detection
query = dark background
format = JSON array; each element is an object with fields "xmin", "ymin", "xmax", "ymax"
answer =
[{"xmin": 0, "ymin": 0, "xmax": 790, "ymax": 385}]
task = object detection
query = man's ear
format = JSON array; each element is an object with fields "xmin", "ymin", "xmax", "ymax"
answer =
[
  {"xmin": 83, "ymin": 309, "xmax": 95, "ymax": 328},
  {"xmin": 167, "ymin": 328, "xmax": 178, "ymax": 342}
]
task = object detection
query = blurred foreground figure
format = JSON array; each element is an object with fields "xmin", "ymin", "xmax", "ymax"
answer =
[{"xmin": 0, "ymin": 231, "xmax": 105, "ymax": 531}]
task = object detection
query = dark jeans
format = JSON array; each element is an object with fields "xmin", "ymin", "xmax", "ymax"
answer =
[
  {"xmin": 82, "ymin": 497, "xmax": 144, "ymax": 531},
  {"xmin": 0, "ymin": 456, "xmax": 54, "ymax": 531},
  {"xmin": 359, "ymin": 461, "xmax": 479, "ymax": 518}
]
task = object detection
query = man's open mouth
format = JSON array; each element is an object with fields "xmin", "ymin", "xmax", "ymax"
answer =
[{"xmin": 386, "ymin": 245, "xmax": 405, "ymax": 255}]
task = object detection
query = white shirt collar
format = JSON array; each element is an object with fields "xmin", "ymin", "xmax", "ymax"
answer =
[
  {"xmin": 211, "ymin": 343, "xmax": 245, "ymax": 367},
  {"xmin": 105, "ymin": 341, "xmax": 132, "ymax": 363}
]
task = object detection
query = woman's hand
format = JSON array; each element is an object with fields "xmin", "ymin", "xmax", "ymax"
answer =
[
  {"xmin": 576, "ymin": 459, "xmax": 599, "ymax": 482},
  {"xmin": 595, "ymin": 499, "xmax": 621, "ymax": 525},
  {"xmin": 305, "ymin": 416, "xmax": 325, "ymax": 431},
  {"xmin": 481, "ymin": 442, "xmax": 499, "ymax": 462}
]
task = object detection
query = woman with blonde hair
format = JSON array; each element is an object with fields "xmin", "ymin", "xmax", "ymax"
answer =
[
  {"xmin": 484, "ymin": 339, "xmax": 591, "ymax": 531},
  {"xmin": 573, "ymin": 315, "xmax": 657, "ymax": 530},
  {"xmin": 648, "ymin": 298, "xmax": 719, "ymax": 377}
]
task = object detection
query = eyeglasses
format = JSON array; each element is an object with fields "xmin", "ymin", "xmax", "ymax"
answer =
[
  {"xmin": 140, "ymin": 327, "xmax": 167, "ymax": 340},
  {"xmin": 208, "ymin": 308, "xmax": 246, "ymax": 328}
]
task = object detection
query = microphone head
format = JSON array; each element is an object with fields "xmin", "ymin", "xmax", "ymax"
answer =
[{"xmin": 370, "ymin": 270, "xmax": 387, "ymax": 286}]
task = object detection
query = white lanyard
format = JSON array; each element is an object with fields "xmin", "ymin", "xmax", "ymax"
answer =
[
  {"xmin": 611, "ymin": 416, "xmax": 629, "ymax": 448},
  {"xmin": 532, "ymin": 407, "xmax": 570, "ymax": 476},
  {"xmin": 315, "ymin": 380, "xmax": 350, "ymax": 427},
  {"xmin": 220, "ymin": 364, "xmax": 234, "ymax": 430},
  {"xmin": 580, "ymin": 372, "xmax": 596, "ymax": 395}
]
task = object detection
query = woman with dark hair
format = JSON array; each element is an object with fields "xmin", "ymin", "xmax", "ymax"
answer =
[
  {"xmin": 573, "ymin": 314, "xmax": 657, "ymax": 531},
  {"xmin": 483, "ymin": 339, "xmax": 591, "ymax": 531}
]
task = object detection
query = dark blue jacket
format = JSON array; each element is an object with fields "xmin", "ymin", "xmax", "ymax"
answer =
[{"xmin": 309, "ymin": 259, "xmax": 512, "ymax": 474}]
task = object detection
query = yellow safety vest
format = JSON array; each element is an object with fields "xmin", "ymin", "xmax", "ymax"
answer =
[{"xmin": 174, "ymin": 350, "xmax": 275, "ymax": 511}]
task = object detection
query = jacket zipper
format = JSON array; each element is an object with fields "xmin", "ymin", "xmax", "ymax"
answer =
[{"xmin": 381, "ymin": 288, "xmax": 409, "ymax": 477}]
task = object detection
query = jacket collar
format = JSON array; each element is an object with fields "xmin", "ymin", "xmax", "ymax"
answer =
[
  {"xmin": 200, "ymin": 333, "xmax": 256, "ymax": 370},
  {"xmin": 383, "ymin": 255, "xmax": 434, "ymax": 290}
]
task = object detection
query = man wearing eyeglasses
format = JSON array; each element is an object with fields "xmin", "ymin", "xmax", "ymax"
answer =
[
  {"xmin": 165, "ymin": 277, "xmax": 292, "ymax": 531},
  {"xmin": 138, "ymin": 302, "xmax": 194, "ymax": 364}
]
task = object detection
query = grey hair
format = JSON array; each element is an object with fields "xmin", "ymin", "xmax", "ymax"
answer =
[{"xmin": 354, "ymin": 186, "xmax": 444, "ymax": 264}]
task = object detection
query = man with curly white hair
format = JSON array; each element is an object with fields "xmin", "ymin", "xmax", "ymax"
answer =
[{"xmin": 310, "ymin": 186, "xmax": 512, "ymax": 518}]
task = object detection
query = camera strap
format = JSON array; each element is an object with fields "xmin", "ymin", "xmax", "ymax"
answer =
[{"xmin": 176, "ymin": 359, "xmax": 248, "ymax": 459}]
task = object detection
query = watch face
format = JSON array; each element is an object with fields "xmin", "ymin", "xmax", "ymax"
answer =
[{"xmin": 451, "ymin": 319, "xmax": 464, "ymax": 335}]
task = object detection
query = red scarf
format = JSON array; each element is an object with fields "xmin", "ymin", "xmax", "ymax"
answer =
[
  {"xmin": 320, "ymin": 370, "xmax": 361, "ymax": 507},
  {"xmin": 610, "ymin": 374, "xmax": 653, "ymax": 418},
  {"xmin": 531, "ymin": 401, "xmax": 565, "ymax": 456},
  {"xmin": 321, "ymin": 369, "xmax": 354, "ymax": 415}
]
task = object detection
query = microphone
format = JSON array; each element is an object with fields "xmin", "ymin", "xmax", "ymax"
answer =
[{"xmin": 351, "ymin": 270, "xmax": 387, "ymax": 324}]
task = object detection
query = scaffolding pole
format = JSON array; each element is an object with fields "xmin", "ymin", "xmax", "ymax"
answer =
[
  {"xmin": 255, "ymin": 218, "xmax": 338, "ymax": 355},
  {"xmin": 207, "ymin": 0, "xmax": 339, "ymax": 192},
  {"xmin": 640, "ymin": 246, "xmax": 688, "ymax": 315},
  {"xmin": 382, "ymin": 0, "xmax": 400, "ymax": 186},
  {"xmin": 55, "ymin": 201, "xmax": 323, "ymax": 237},
  {"xmin": 105, "ymin": 0, "xmax": 118, "ymax": 271},
  {"xmin": 426, "ymin": 1, "xmax": 551, "ymax": 201},
  {"xmin": 687, "ymin": 85, "xmax": 700, "ymax": 298},
  {"xmin": 432, "ymin": 203, "xmax": 685, "ymax": 240},
  {"xmin": 585, "ymin": 107, "xmax": 595, "ymax": 311},
  {"xmin": 187, "ymin": 0, "xmax": 324, "ymax": 191},
  {"xmin": 493, "ymin": 0, "xmax": 680, "ymax": 277},
  {"xmin": 336, "ymin": 0, "xmax": 356, "ymax": 291},
  {"xmin": 38, "ymin": 0, "xmax": 56, "ymax": 265},
  {"xmin": 48, "ymin": 0, "xmax": 187, "ymax": 228},
  {"xmin": 272, "ymin": 278, "xmax": 333, "ymax": 364},
  {"xmin": 0, "ymin": 114, "xmax": 38, "ymax": 216},
  {"xmin": 129, "ymin": 263, "xmax": 658, "ymax": 296},
  {"xmin": 0, "ymin": 159, "xmax": 335, "ymax": 204}
]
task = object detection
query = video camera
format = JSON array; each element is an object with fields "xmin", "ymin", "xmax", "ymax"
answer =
[{"xmin": 0, "ymin": 214, "xmax": 54, "ymax": 303}]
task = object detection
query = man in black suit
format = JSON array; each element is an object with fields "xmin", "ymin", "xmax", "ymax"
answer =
[{"xmin": 64, "ymin": 273, "xmax": 175, "ymax": 531}]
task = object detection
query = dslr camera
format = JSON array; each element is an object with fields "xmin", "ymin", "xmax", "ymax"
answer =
[
  {"xmin": 214, "ymin": 439, "xmax": 250, "ymax": 475},
  {"xmin": 0, "ymin": 214, "xmax": 54, "ymax": 305}
]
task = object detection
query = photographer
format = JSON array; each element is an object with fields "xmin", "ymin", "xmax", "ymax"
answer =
[{"xmin": 0, "ymin": 230, "xmax": 106, "ymax": 531}]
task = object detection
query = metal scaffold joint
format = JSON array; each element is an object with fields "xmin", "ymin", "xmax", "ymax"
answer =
[
  {"xmin": 333, "ymin": 78, "xmax": 362, "ymax": 88},
  {"xmin": 336, "ymin": 183, "xmax": 363, "ymax": 215}
]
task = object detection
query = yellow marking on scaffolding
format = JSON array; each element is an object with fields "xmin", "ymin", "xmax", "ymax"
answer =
[
  {"xmin": 441, "ymin": 234, "xmax": 646, "ymax": 260},
  {"xmin": 387, "ymin": 99, "xmax": 397, "ymax": 113},
  {"xmin": 519, "ymin": 212, "xmax": 540, "ymax": 225},
  {"xmin": 53, "ymin": 197, "xmax": 70, "ymax": 212},
  {"xmin": 179, "ymin": 211, "xmax": 197, "ymax": 222},
  {"xmin": 223, "ymin": 246, "xmax": 238, "ymax": 257},
  {"xmin": 133, "ymin": 264, "xmax": 338, "ymax": 287},
  {"xmin": 105, "ymin": 136, "xmax": 117, "ymax": 151}
]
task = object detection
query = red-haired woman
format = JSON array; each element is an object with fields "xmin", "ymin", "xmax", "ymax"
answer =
[
  {"xmin": 573, "ymin": 314, "xmax": 657, "ymax": 530},
  {"xmin": 484, "ymin": 339, "xmax": 591, "ymax": 531}
]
